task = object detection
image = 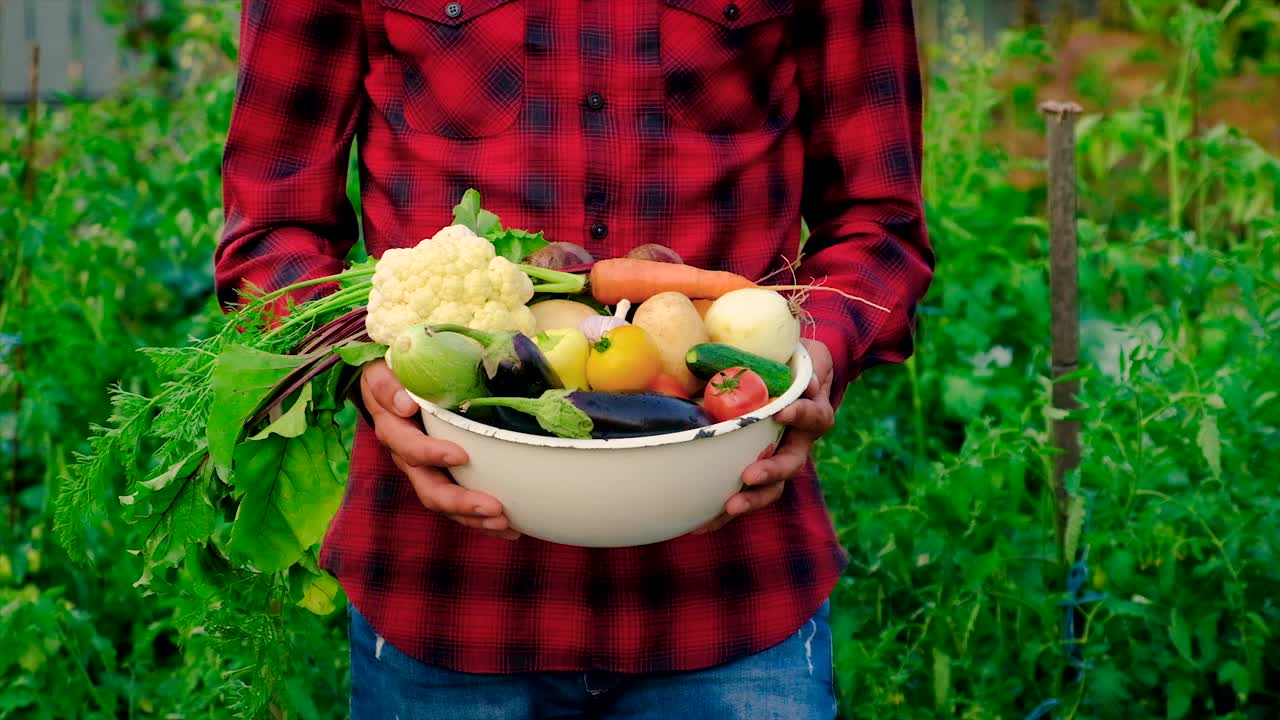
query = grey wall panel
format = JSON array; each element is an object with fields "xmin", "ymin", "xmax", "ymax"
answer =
[{"xmin": 35, "ymin": 0, "xmax": 74, "ymax": 95}]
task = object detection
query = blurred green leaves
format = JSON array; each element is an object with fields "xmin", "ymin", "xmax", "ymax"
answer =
[{"xmin": 819, "ymin": 4, "xmax": 1279, "ymax": 719}]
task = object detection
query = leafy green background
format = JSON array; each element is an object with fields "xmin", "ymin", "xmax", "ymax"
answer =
[{"xmin": 2, "ymin": 1, "xmax": 1278, "ymax": 718}]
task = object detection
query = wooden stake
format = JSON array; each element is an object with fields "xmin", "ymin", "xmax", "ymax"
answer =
[
  {"xmin": 1017, "ymin": 0, "xmax": 1041, "ymax": 28},
  {"xmin": 1099, "ymin": 0, "xmax": 1129, "ymax": 29},
  {"xmin": 1053, "ymin": 0, "xmax": 1077, "ymax": 47},
  {"xmin": 1040, "ymin": 100, "xmax": 1083, "ymax": 545},
  {"xmin": 24, "ymin": 45, "xmax": 39, "ymax": 199},
  {"xmin": 9, "ymin": 45, "xmax": 38, "ymax": 530}
]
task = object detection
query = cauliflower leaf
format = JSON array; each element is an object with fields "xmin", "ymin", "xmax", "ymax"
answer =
[{"xmin": 451, "ymin": 188, "xmax": 549, "ymax": 262}]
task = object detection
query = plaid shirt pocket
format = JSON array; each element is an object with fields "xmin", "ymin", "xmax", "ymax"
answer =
[
  {"xmin": 660, "ymin": 0, "xmax": 796, "ymax": 134},
  {"xmin": 378, "ymin": 0, "xmax": 525, "ymax": 138}
]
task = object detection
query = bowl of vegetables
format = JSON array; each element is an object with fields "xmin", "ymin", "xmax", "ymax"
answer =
[
  {"xmin": 368, "ymin": 189, "xmax": 887, "ymax": 547},
  {"xmin": 388, "ymin": 287, "xmax": 815, "ymax": 548}
]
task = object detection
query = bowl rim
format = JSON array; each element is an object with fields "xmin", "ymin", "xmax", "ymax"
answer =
[{"xmin": 400, "ymin": 342, "xmax": 814, "ymax": 450}]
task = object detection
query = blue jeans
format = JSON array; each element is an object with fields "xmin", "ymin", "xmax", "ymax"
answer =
[{"xmin": 348, "ymin": 602, "xmax": 836, "ymax": 719}]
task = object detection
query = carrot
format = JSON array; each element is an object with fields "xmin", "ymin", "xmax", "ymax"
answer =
[
  {"xmin": 588, "ymin": 257, "xmax": 893, "ymax": 314},
  {"xmin": 589, "ymin": 258, "xmax": 758, "ymax": 304}
]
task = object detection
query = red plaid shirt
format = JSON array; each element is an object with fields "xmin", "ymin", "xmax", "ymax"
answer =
[{"xmin": 217, "ymin": 0, "xmax": 932, "ymax": 673}]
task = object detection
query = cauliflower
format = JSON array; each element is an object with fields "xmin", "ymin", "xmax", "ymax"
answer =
[{"xmin": 365, "ymin": 224, "xmax": 538, "ymax": 345}]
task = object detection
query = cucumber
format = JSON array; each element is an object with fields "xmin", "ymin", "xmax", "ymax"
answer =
[{"xmin": 684, "ymin": 343, "xmax": 794, "ymax": 396}]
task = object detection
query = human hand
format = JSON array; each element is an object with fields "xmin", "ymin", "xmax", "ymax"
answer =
[
  {"xmin": 693, "ymin": 338, "xmax": 836, "ymax": 534},
  {"xmin": 360, "ymin": 359, "xmax": 519, "ymax": 540}
]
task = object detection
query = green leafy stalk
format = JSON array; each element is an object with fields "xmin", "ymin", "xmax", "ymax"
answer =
[
  {"xmin": 50, "ymin": 186, "xmax": 589, "ymax": 716},
  {"xmin": 55, "ymin": 262, "xmax": 375, "ymax": 571},
  {"xmin": 519, "ymin": 263, "xmax": 588, "ymax": 294},
  {"xmin": 429, "ymin": 323, "xmax": 497, "ymax": 347},
  {"xmin": 226, "ymin": 410, "xmax": 347, "ymax": 573},
  {"xmin": 451, "ymin": 187, "xmax": 588, "ymax": 293},
  {"xmin": 451, "ymin": 188, "xmax": 502, "ymax": 238},
  {"xmin": 335, "ymin": 340, "xmax": 390, "ymax": 367},
  {"xmin": 206, "ymin": 345, "xmax": 325, "ymax": 477},
  {"xmin": 906, "ymin": 353, "xmax": 926, "ymax": 485},
  {"xmin": 57, "ymin": 188, "xmax": 570, "ymax": 577},
  {"xmin": 461, "ymin": 390, "xmax": 594, "ymax": 439},
  {"xmin": 1166, "ymin": 43, "xmax": 1190, "ymax": 231}
]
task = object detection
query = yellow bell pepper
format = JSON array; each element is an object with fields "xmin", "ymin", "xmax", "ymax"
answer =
[{"xmin": 533, "ymin": 327, "xmax": 591, "ymax": 391}]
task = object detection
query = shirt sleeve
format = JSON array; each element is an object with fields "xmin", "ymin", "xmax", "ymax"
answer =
[
  {"xmin": 214, "ymin": 0, "xmax": 367, "ymax": 313},
  {"xmin": 793, "ymin": 0, "xmax": 935, "ymax": 410}
]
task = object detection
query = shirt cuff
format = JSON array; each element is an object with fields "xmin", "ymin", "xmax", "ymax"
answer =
[{"xmin": 801, "ymin": 295, "xmax": 893, "ymax": 412}]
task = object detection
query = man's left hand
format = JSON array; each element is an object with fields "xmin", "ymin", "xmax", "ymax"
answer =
[{"xmin": 693, "ymin": 338, "xmax": 837, "ymax": 534}]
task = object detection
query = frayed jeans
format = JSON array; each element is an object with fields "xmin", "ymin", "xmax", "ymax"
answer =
[{"xmin": 348, "ymin": 601, "xmax": 835, "ymax": 720}]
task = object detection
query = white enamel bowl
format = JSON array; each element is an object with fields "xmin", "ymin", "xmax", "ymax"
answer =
[{"xmin": 403, "ymin": 343, "xmax": 812, "ymax": 548}]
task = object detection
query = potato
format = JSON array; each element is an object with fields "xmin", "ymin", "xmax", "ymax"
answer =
[
  {"xmin": 632, "ymin": 292, "xmax": 710, "ymax": 395},
  {"xmin": 530, "ymin": 299, "xmax": 601, "ymax": 333}
]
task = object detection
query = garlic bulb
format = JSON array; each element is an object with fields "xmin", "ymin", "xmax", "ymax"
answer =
[{"xmin": 579, "ymin": 299, "xmax": 632, "ymax": 342}]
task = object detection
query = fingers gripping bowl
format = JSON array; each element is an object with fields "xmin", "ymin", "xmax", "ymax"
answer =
[{"xmin": 400, "ymin": 343, "xmax": 813, "ymax": 547}]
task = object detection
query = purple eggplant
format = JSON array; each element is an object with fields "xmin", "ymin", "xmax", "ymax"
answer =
[{"xmin": 461, "ymin": 389, "xmax": 713, "ymax": 439}]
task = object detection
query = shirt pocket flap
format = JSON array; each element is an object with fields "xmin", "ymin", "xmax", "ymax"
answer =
[
  {"xmin": 663, "ymin": 0, "xmax": 793, "ymax": 28},
  {"xmin": 378, "ymin": 0, "xmax": 517, "ymax": 26}
]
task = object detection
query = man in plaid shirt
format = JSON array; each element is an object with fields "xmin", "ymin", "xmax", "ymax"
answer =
[{"xmin": 217, "ymin": 0, "xmax": 933, "ymax": 716}]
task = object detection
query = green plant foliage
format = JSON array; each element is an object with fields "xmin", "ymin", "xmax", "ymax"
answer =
[
  {"xmin": 815, "ymin": 9, "xmax": 1279, "ymax": 719},
  {"xmin": 0, "ymin": 7, "xmax": 352, "ymax": 717}
]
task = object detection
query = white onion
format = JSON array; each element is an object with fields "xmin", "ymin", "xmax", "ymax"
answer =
[{"xmin": 702, "ymin": 289, "xmax": 800, "ymax": 363}]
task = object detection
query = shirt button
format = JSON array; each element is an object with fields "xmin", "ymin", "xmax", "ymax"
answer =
[
  {"xmin": 723, "ymin": 3, "xmax": 740, "ymax": 20},
  {"xmin": 586, "ymin": 93, "xmax": 605, "ymax": 111},
  {"xmin": 590, "ymin": 223, "xmax": 609, "ymax": 239},
  {"xmin": 444, "ymin": 2, "xmax": 462, "ymax": 18}
]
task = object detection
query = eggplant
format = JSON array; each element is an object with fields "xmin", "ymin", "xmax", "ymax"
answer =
[
  {"xmin": 427, "ymin": 324, "xmax": 561, "ymax": 398},
  {"xmin": 460, "ymin": 390, "xmax": 714, "ymax": 440},
  {"xmin": 491, "ymin": 405, "xmax": 555, "ymax": 437},
  {"xmin": 564, "ymin": 391, "xmax": 714, "ymax": 438}
]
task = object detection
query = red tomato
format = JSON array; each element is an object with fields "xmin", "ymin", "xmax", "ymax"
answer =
[
  {"xmin": 703, "ymin": 367, "xmax": 769, "ymax": 422},
  {"xmin": 649, "ymin": 372, "xmax": 690, "ymax": 399}
]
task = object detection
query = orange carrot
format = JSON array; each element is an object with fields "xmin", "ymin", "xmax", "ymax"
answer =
[
  {"xmin": 587, "ymin": 257, "xmax": 894, "ymax": 314},
  {"xmin": 588, "ymin": 258, "xmax": 758, "ymax": 304}
]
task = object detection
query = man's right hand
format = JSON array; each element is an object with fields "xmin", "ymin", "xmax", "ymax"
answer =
[{"xmin": 360, "ymin": 359, "xmax": 519, "ymax": 541}]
